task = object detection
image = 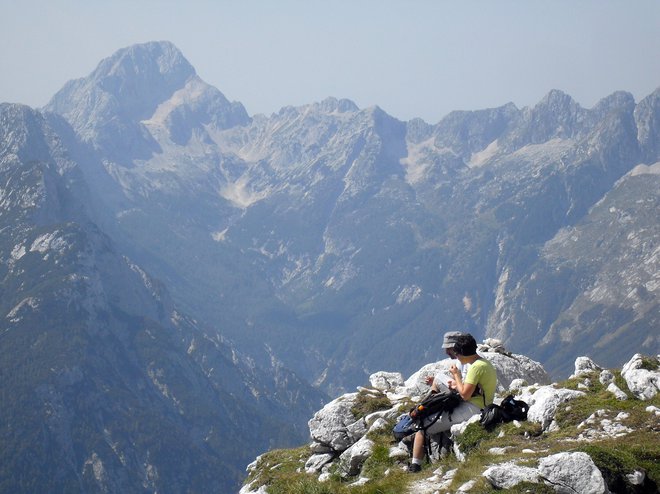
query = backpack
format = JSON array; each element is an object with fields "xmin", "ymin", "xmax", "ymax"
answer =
[
  {"xmin": 392, "ymin": 390, "xmax": 462, "ymax": 441},
  {"xmin": 479, "ymin": 394, "xmax": 529, "ymax": 431},
  {"xmin": 500, "ymin": 394, "xmax": 529, "ymax": 421},
  {"xmin": 392, "ymin": 413, "xmax": 416, "ymax": 441}
]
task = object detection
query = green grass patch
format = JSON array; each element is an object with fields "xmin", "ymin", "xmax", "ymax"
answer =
[
  {"xmin": 350, "ymin": 390, "xmax": 392, "ymax": 420},
  {"xmin": 639, "ymin": 355, "xmax": 660, "ymax": 371},
  {"xmin": 552, "ymin": 376, "xmax": 660, "ymax": 435},
  {"xmin": 243, "ymin": 446, "xmax": 311, "ymax": 491},
  {"xmin": 578, "ymin": 438, "xmax": 660, "ymax": 493},
  {"xmin": 454, "ymin": 422, "xmax": 493, "ymax": 456}
]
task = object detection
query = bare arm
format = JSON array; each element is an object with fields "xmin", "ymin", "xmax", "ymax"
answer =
[{"xmin": 449, "ymin": 364, "xmax": 476, "ymax": 401}]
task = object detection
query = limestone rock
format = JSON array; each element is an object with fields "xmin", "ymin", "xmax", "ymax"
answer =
[
  {"xmin": 509, "ymin": 378, "xmax": 528, "ymax": 390},
  {"xmin": 478, "ymin": 338, "xmax": 508, "ymax": 354},
  {"xmin": 369, "ymin": 371, "xmax": 404, "ymax": 392},
  {"xmin": 571, "ymin": 356, "xmax": 603, "ymax": 378},
  {"xmin": 482, "ymin": 351, "xmax": 551, "ymax": 391},
  {"xmin": 627, "ymin": 470, "xmax": 646, "ymax": 485},
  {"xmin": 621, "ymin": 353, "xmax": 660, "ymax": 400},
  {"xmin": 408, "ymin": 467, "xmax": 457, "ymax": 494},
  {"xmin": 346, "ymin": 417, "xmax": 367, "ymax": 444},
  {"xmin": 309, "ymin": 441, "xmax": 334, "ymax": 454},
  {"xmin": 349, "ymin": 476, "xmax": 370, "ymax": 487},
  {"xmin": 400, "ymin": 360, "xmax": 454, "ymax": 398},
  {"xmin": 238, "ymin": 482, "xmax": 269, "ymax": 494},
  {"xmin": 599, "ymin": 369, "xmax": 615, "ymax": 385},
  {"xmin": 318, "ymin": 472, "xmax": 332, "ymax": 482},
  {"xmin": 606, "ymin": 382, "xmax": 628, "ymax": 401},
  {"xmin": 308, "ymin": 392, "xmax": 360, "ymax": 452},
  {"xmin": 367, "ymin": 417, "xmax": 389, "ymax": 433},
  {"xmin": 519, "ymin": 385, "xmax": 585, "ymax": 430},
  {"xmin": 538, "ymin": 452, "xmax": 607, "ymax": 494},
  {"xmin": 364, "ymin": 405, "xmax": 400, "ymax": 428},
  {"xmin": 457, "ymin": 479, "xmax": 476, "ymax": 491},
  {"xmin": 388, "ymin": 443, "xmax": 409, "ymax": 460},
  {"xmin": 305, "ymin": 453, "xmax": 334, "ymax": 474},
  {"xmin": 576, "ymin": 409, "xmax": 633, "ymax": 440},
  {"xmin": 338, "ymin": 436, "xmax": 374, "ymax": 477},
  {"xmin": 483, "ymin": 462, "xmax": 541, "ymax": 489},
  {"xmin": 450, "ymin": 415, "xmax": 482, "ymax": 462}
]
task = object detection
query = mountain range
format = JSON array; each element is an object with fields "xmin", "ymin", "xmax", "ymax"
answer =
[{"xmin": 1, "ymin": 40, "xmax": 658, "ymax": 492}]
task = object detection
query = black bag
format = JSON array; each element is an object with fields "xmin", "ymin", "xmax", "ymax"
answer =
[
  {"xmin": 500, "ymin": 394, "xmax": 529, "ymax": 421},
  {"xmin": 479, "ymin": 403, "xmax": 504, "ymax": 431},
  {"xmin": 410, "ymin": 389, "xmax": 462, "ymax": 424},
  {"xmin": 479, "ymin": 394, "xmax": 529, "ymax": 431},
  {"xmin": 392, "ymin": 390, "xmax": 462, "ymax": 442}
]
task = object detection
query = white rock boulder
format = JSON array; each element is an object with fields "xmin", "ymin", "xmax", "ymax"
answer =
[
  {"xmin": 571, "ymin": 356, "xmax": 602, "ymax": 378},
  {"xmin": 621, "ymin": 353, "xmax": 660, "ymax": 400},
  {"xmin": 338, "ymin": 436, "xmax": 374, "ymax": 477},
  {"xmin": 599, "ymin": 369, "xmax": 615, "ymax": 385},
  {"xmin": 483, "ymin": 462, "xmax": 540, "ymax": 489},
  {"xmin": 518, "ymin": 385, "xmax": 585, "ymax": 430},
  {"xmin": 482, "ymin": 351, "xmax": 551, "ymax": 391},
  {"xmin": 308, "ymin": 392, "xmax": 361, "ymax": 452},
  {"xmin": 305, "ymin": 453, "xmax": 334, "ymax": 474},
  {"xmin": 538, "ymin": 452, "xmax": 607, "ymax": 494},
  {"xmin": 369, "ymin": 371, "xmax": 404, "ymax": 392},
  {"xmin": 606, "ymin": 382, "xmax": 628, "ymax": 401}
]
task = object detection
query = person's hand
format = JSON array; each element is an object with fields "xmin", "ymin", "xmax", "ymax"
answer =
[
  {"xmin": 447, "ymin": 379, "xmax": 457, "ymax": 390},
  {"xmin": 425, "ymin": 375, "xmax": 434, "ymax": 386},
  {"xmin": 449, "ymin": 364, "xmax": 460, "ymax": 377}
]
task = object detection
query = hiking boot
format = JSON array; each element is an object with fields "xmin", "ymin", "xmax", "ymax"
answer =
[{"xmin": 407, "ymin": 463, "xmax": 421, "ymax": 473}]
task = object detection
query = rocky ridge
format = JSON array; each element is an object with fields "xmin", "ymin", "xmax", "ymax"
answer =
[
  {"xmin": 39, "ymin": 41, "xmax": 660, "ymax": 394},
  {"xmin": 240, "ymin": 341, "xmax": 660, "ymax": 494},
  {"xmin": 0, "ymin": 102, "xmax": 325, "ymax": 493}
]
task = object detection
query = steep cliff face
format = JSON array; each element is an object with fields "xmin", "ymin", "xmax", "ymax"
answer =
[
  {"xmin": 516, "ymin": 164, "xmax": 659, "ymax": 375},
  {"xmin": 635, "ymin": 88, "xmax": 660, "ymax": 163},
  {"xmin": 0, "ymin": 103, "xmax": 324, "ymax": 493}
]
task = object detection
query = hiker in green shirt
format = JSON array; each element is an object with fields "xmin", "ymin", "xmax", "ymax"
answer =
[{"xmin": 408, "ymin": 333, "xmax": 497, "ymax": 472}]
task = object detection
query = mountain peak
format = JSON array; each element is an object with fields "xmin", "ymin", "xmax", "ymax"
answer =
[
  {"xmin": 316, "ymin": 97, "xmax": 359, "ymax": 114},
  {"xmin": 534, "ymin": 89, "xmax": 581, "ymax": 116},
  {"xmin": 94, "ymin": 41, "xmax": 195, "ymax": 84},
  {"xmin": 46, "ymin": 41, "xmax": 197, "ymax": 134}
]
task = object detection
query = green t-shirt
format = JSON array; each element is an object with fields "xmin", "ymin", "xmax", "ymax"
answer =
[{"xmin": 464, "ymin": 358, "xmax": 497, "ymax": 408}]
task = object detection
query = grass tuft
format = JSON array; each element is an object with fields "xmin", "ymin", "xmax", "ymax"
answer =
[{"xmin": 350, "ymin": 390, "xmax": 392, "ymax": 420}]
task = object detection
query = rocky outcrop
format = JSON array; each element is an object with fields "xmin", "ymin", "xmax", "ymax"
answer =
[
  {"xmin": 307, "ymin": 340, "xmax": 548, "ymax": 462},
  {"xmin": 538, "ymin": 452, "xmax": 608, "ymax": 494},
  {"xmin": 483, "ymin": 462, "xmax": 541, "ymax": 489},
  {"xmin": 241, "ymin": 350, "xmax": 659, "ymax": 493},
  {"xmin": 486, "ymin": 452, "xmax": 607, "ymax": 493},
  {"xmin": 621, "ymin": 353, "xmax": 660, "ymax": 400},
  {"xmin": 517, "ymin": 385, "xmax": 585, "ymax": 431}
]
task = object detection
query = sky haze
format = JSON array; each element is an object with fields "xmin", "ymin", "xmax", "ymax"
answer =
[{"xmin": 1, "ymin": 0, "xmax": 659, "ymax": 123}]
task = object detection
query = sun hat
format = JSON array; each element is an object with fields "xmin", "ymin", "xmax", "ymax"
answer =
[{"xmin": 441, "ymin": 331, "xmax": 464, "ymax": 348}]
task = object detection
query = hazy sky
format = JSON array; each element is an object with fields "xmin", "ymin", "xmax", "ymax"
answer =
[{"xmin": 2, "ymin": 0, "xmax": 659, "ymax": 123}]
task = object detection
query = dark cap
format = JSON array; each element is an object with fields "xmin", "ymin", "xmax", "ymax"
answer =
[{"xmin": 442, "ymin": 331, "xmax": 464, "ymax": 349}]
